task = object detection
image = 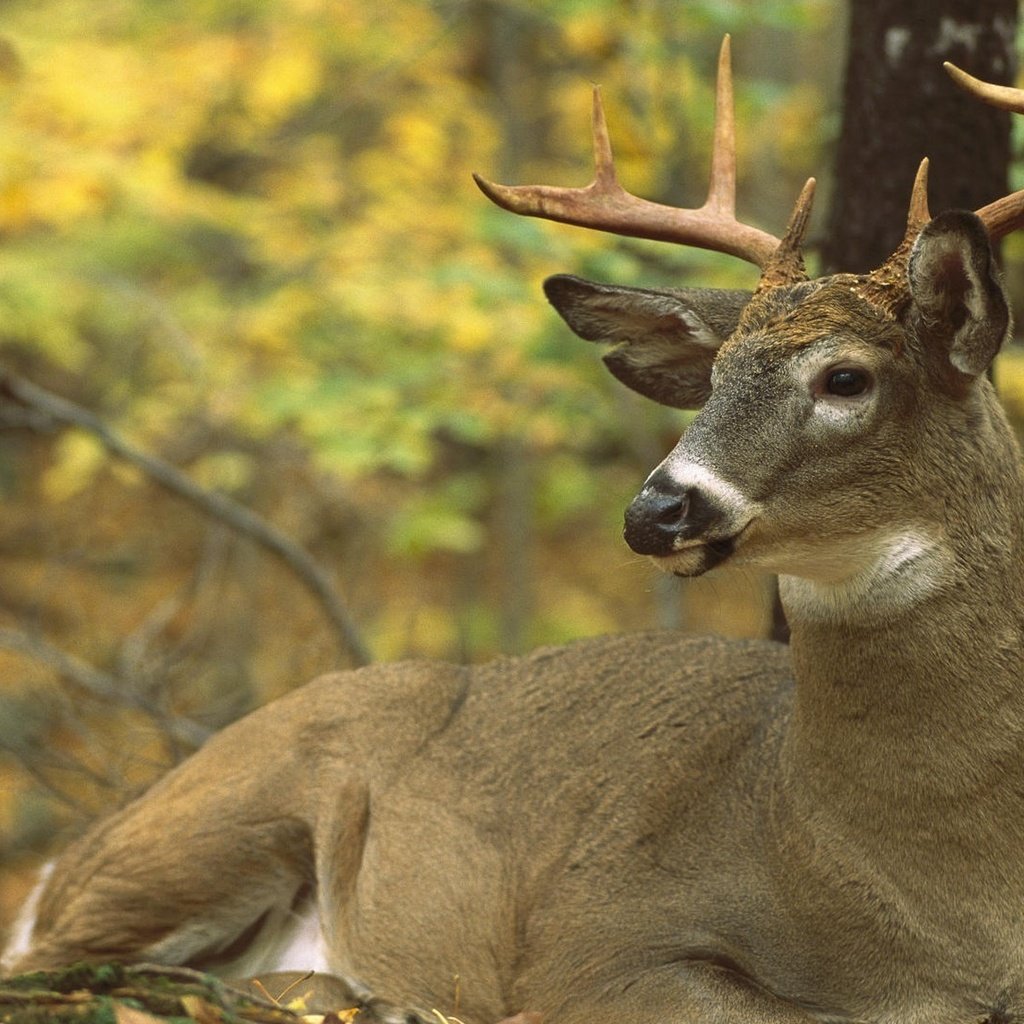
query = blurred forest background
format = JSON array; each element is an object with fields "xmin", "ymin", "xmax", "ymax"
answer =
[{"xmin": 3, "ymin": 0, "xmax": 1024, "ymax": 945}]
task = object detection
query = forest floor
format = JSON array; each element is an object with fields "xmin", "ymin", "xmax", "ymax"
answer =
[{"xmin": 0, "ymin": 963, "xmax": 345, "ymax": 1024}]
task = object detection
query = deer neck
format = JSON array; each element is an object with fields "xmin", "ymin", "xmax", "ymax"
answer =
[{"xmin": 777, "ymin": 401, "xmax": 1024, "ymax": 820}]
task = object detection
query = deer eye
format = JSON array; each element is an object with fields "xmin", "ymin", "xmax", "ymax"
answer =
[{"xmin": 824, "ymin": 367, "xmax": 872, "ymax": 398}]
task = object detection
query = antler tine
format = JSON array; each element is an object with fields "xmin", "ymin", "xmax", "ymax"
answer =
[
  {"xmin": 705, "ymin": 34, "xmax": 737, "ymax": 217},
  {"xmin": 944, "ymin": 62, "xmax": 1024, "ymax": 240},
  {"xmin": 590, "ymin": 86, "xmax": 617, "ymax": 188},
  {"xmin": 906, "ymin": 156, "xmax": 931, "ymax": 232},
  {"xmin": 854, "ymin": 159, "xmax": 933, "ymax": 315},
  {"xmin": 757, "ymin": 177, "xmax": 816, "ymax": 291},
  {"xmin": 473, "ymin": 36, "xmax": 782, "ymax": 269}
]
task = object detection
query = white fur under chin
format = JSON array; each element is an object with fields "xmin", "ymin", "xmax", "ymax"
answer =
[{"xmin": 779, "ymin": 529, "xmax": 952, "ymax": 622}]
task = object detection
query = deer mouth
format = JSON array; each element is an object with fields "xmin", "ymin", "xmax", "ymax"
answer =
[
  {"xmin": 654, "ymin": 521, "xmax": 755, "ymax": 577},
  {"xmin": 649, "ymin": 532, "xmax": 742, "ymax": 577}
]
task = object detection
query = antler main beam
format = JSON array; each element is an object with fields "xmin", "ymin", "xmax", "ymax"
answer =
[{"xmin": 473, "ymin": 36, "xmax": 785, "ymax": 270}]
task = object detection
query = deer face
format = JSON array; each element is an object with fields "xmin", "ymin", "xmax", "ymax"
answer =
[
  {"xmin": 630, "ymin": 285, "xmax": 911, "ymax": 580},
  {"xmin": 546, "ymin": 211, "xmax": 1010, "ymax": 584}
]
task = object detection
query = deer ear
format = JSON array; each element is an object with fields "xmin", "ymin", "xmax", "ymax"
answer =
[
  {"xmin": 543, "ymin": 275, "xmax": 750, "ymax": 410},
  {"xmin": 908, "ymin": 211, "xmax": 1010, "ymax": 378}
]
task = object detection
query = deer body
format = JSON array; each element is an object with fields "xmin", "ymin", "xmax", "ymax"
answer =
[
  {"xmin": 9, "ymin": 40, "xmax": 1024, "ymax": 1024},
  {"xmin": 14, "ymin": 610, "xmax": 1024, "ymax": 1023}
]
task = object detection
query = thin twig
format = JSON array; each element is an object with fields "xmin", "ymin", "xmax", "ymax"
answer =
[
  {"xmin": 0, "ymin": 742, "xmax": 98, "ymax": 814},
  {"xmin": 0, "ymin": 371, "xmax": 371, "ymax": 666},
  {"xmin": 0, "ymin": 626, "xmax": 211, "ymax": 748}
]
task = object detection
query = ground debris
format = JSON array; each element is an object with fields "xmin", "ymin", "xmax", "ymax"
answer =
[{"xmin": 0, "ymin": 963, "xmax": 313, "ymax": 1024}]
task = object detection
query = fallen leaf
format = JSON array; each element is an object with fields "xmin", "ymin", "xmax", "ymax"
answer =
[
  {"xmin": 180, "ymin": 994, "xmax": 224, "ymax": 1024},
  {"xmin": 113, "ymin": 1005, "xmax": 169, "ymax": 1024}
]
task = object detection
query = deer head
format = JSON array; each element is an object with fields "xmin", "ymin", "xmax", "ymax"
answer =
[{"xmin": 476, "ymin": 38, "xmax": 1024, "ymax": 614}]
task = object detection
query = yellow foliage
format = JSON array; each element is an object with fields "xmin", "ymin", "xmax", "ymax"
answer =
[
  {"xmin": 190, "ymin": 451, "xmax": 255, "ymax": 493},
  {"xmin": 247, "ymin": 38, "xmax": 322, "ymax": 125},
  {"xmin": 769, "ymin": 83, "xmax": 824, "ymax": 172},
  {"xmin": 448, "ymin": 303, "xmax": 493, "ymax": 353},
  {"xmin": 373, "ymin": 602, "xmax": 460, "ymax": 661},
  {"xmin": 995, "ymin": 349, "xmax": 1024, "ymax": 422},
  {"xmin": 42, "ymin": 431, "xmax": 108, "ymax": 502},
  {"xmin": 241, "ymin": 284, "xmax": 320, "ymax": 354},
  {"xmin": 561, "ymin": 11, "xmax": 616, "ymax": 56}
]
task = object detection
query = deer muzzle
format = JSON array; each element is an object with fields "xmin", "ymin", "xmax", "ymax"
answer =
[{"xmin": 624, "ymin": 467, "xmax": 733, "ymax": 559}]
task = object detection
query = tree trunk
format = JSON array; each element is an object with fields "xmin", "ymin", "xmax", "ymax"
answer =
[{"xmin": 822, "ymin": 0, "xmax": 1018, "ymax": 274}]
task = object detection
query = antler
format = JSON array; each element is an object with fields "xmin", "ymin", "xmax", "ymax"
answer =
[
  {"xmin": 474, "ymin": 36, "xmax": 811, "ymax": 272},
  {"xmin": 944, "ymin": 61, "xmax": 1024, "ymax": 114},
  {"xmin": 944, "ymin": 61, "xmax": 1024, "ymax": 241},
  {"xmin": 853, "ymin": 158, "xmax": 932, "ymax": 313}
]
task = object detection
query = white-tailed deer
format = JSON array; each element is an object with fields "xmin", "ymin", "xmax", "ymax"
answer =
[{"xmin": 8, "ymin": 38, "xmax": 1024, "ymax": 1024}]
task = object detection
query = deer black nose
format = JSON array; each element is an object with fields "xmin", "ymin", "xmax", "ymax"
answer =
[
  {"xmin": 624, "ymin": 473, "xmax": 730, "ymax": 557},
  {"xmin": 624, "ymin": 481, "xmax": 691, "ymax": 556}
]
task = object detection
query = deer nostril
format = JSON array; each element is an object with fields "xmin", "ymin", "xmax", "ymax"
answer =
[
  {"xmin": 648, "ymin": 490, "xmax": 689, "ymax": 526},
  {"xmin": 623, "ymin": 485, "xmax": 693, "ymax": 556}
]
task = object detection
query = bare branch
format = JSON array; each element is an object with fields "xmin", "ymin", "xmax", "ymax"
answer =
[
  {"xmin": 0, "ymin": 626, "xmax": 211, "ymax": 748},
  {"xmin": 0, "ymin": 370, "xmax": 371, "ymax": 667}
]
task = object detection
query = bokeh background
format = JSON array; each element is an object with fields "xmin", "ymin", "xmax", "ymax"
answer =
[{"xmin": 2, "ymin": 0, "xmax": 1024, "ymax": 944}]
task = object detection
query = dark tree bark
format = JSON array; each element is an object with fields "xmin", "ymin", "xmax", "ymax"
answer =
[{"xmin": 822, "ymin": 0, "xmax": 1018, "ymax": 274}]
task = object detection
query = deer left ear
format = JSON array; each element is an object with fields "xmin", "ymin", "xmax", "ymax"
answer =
[
  {"xmin": 542, "ymin": 274, "xmax": 752, "ymax": 410},
  {"xmin": 908, "ymin": 210, "xmax": 1010, "ymax": 378}
]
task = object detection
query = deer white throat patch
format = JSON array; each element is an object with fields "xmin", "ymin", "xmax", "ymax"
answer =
[{"xmin": 778, "ymin": 528, "xmax": 952, "ymax": 622}]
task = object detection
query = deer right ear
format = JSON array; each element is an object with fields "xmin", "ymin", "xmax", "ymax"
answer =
[
  {"xmin": 907, "ymin": 210, "xmax": 1010, "ymax": 379},
  {"xmin": 543, "ymin": 274, "xmax": 750, "ymax": 409}
]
